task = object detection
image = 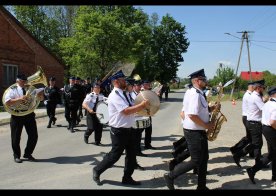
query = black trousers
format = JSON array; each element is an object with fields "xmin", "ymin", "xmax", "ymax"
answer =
[
  {"xmin": 144, "ymin": 117, "xmax": 152, "ymax": 147},
  {"xmin": 46, "ymin": 102, "xmax": 57, "ymax": 121},
  {"xmin": 84, "ymin": 113, "xmax": 103, "ymax": 143},
  {"xmin": 251, "ymin": 125, "xmax": 276, "ymax": 177},
  {"xmin": 10, "ymin": 112, "xmax": 38, "ymax": 159},
  {"xmin": 64, "ymin": 103, "xmax": 78, "ymax": 128},
  {"xmin": 134, "ymin": 128, "xmax": 144, "ymax": 154},
  {"xmin": 170, "ymin": 129, "xmax": 209, "ymax": 188},
  {"xmin": 173, "ymin": 136, "xmax": 191, "ymax": 164},
  {"xmin": 231, "ymin": 116, "xmax": 252, "ymax": 154},
  {"xmin": 94, "ymin": 127, "xmax": 136, "ymax": 178},
  {"xmin": 235, "ymin": 121, "xmax": 263, "ymax": 161}
]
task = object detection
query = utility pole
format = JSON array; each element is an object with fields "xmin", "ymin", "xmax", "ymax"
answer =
[{"xmin": 229, "ymin": 31, "xmax": 254, "ymax": 101}]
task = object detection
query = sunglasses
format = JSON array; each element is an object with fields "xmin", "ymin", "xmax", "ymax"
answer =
[{"xmin": 198, "ymin": 78, "xmax": 207, "ymax": 82}]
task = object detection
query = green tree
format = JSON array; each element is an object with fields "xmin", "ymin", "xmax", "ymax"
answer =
[
  {"xmin": 209, "ymin": 66, "xmax": 235, "ymax": 88},
  {"xmin": 59, "ymin": 6, "xmax": 150, "ymax": 79},
  {"xmin": 12, "ymin": 6, "xmax": 63, "ymax": 54},
  {"xmin": 137, "ymin": 14, "xmax": 189, "ymax": 83},
  {"xmin": 263, "ymin": 70, "xmax": 276, "ymax": 89}
]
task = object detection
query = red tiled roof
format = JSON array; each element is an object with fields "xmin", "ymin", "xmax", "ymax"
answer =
[{"xmin": 240, "ymin": 71, "xmax": 263, "ymax": 81}]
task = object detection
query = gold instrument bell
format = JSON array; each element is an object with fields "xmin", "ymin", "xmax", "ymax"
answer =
[
  {"xmin": 2, "ymin": 66, "xmax": 48, "ymax": 116},
  {"xmin": 134, "ymin": 90, "xmax": 160, "ymax": 116}
]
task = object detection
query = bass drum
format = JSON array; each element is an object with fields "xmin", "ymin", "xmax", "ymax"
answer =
[{"xmin": 95, "ymin": 101, "xmax": 109, "ymax": 125}]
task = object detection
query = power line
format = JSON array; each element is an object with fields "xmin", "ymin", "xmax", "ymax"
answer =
[
  {"xmin": 251, "ymin": 42, "xmax": 276, "ymax": 51},
  {"xmin": 190, "ymin": 40, "xmax": 240, "ymax": 43},
  {"xmin": 251, "ymin": 40, "xmax": 276, "ymax": 44}
]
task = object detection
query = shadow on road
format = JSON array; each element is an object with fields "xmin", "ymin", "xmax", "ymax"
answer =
[
  {"xmin": 220, "ymin": 178, "xmax": 276, "ymax": 189},
  {"xmin": 37, "ymin": 152, "xmax": 107, "ymax": 164}
]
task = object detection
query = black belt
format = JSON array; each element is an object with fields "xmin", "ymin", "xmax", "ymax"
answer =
[
  {"xmin": 248, "ymin": 121, "xmax": 261, "ymax": 124},
  {"xmin": 117, "ymin": 127, "xmax": 132, "ymax": 130},
  {"xmin": 263, "ymin": 125, "xmax": 272, "ymax": 128},
  {"xmin": 184, "ymin": 128, "xmax": 206, "ymax": 134}
]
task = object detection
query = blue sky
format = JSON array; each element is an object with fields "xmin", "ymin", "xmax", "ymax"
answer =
[{"xmin": 136, "ymin": 6, "xmax": 276, "ymax": 79}]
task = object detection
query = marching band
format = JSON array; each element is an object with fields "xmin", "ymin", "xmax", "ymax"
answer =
[{"xmin": 2, "ymin": 67, "xmax": 276, "ymax": 190}]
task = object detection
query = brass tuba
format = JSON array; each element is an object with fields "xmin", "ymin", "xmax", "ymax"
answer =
[
  {"xmin": 207, "ymin": 79, "xmax": 234, "ymax": 141},
  {"xmin": 2, "ymin": 66, "xmax": 48, "ymax": 116}
]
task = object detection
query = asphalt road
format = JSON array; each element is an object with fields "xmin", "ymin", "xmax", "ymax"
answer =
[{"xmin": 0, "ymin": 89, "xmax": 275, "ymax": 190}]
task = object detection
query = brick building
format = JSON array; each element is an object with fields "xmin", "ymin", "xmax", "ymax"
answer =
[{"xmin": 0, "ymin": 6, "xmax": 65, "ymax": 99}]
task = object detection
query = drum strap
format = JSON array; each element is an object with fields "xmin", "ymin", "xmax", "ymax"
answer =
[
  {"xmin": 123, "ymin": 91, "xmax": 132, "ymax": 106},
  {"xmin": 115, "ymin": 90, "xmax": 132, "ymax": 106},
  {"xmin": 128, "ymin": 93, "xmax": 134, "ymax": 102}
]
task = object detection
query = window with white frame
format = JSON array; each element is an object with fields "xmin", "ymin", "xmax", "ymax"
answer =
[{"xmin": 3, "ymin": 64, "xmax": 18, "ymax": 86}]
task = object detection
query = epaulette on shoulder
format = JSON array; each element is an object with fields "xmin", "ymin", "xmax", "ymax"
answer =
[{"xmin": 11, "ymin": 86, "xmax": 17, "ymax": 89}]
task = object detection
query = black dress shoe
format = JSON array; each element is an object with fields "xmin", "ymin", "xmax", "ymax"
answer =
[
  {"xmin": 135, "ymin": 164, "xmax": 145, "ymax": 171},
  {"xmin": 84, "ymin": 137, "xmax": 88, "ymax": 144},
  {"xmin": 23, "ymin": 155, "xmax": 37, "ymax": 162},
  {"xmin": 95, "ymin": 142, "xmax": 102, "ymax": 146},
  {"xmin": 196, "ymin": 186, "xmax": 210, "ymax": 190},
  {"xmin": 137, "ymin": 152, "xmax": 148, "ymax": 157},
  {"xmin": 47, "ymin": 124, "xmax": 51, "ymax": 128},
  {"xmin": 233, "ymin": 154, "xmax": 241, "ymax": 168},
  {"xmin": 52, "ymin": 117, "xmax": 57, "ymax": 125},
  {"xmin": 163, "ymin": 173, "xmax": 174, "ymax": 190},
  {"xmin": 70, "ymin": 128, "xmax": 75, "ymax": 133},
  {"xmin": 144, "ymin": 145, "xmax": 157, "ymax": 150},
  {"xmin": 122, "ymin": 177, "xmax": 141, "ymax": 185},
  {"xmin": 92, "ymin": 168, "xmax": 103, "ymax": 186},
  {"xmin": 14, "ymin": 158, "xmax": 22, "ymax": 163},
  {"xmin": 246, "ymin": 168, "xmax": 256, "ymax": 184}
]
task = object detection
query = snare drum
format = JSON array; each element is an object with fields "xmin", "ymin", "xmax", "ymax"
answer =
[
  {"xmin": 95, "ymin": 101, "xmax": 109, "ymax": 125},
  {"xmin": 133, "ymin": 116, "xmax": 151, "ymax": 129}
]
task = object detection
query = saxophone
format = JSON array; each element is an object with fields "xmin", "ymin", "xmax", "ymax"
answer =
[{"xmin": 207, "ymin": 82, "xmax": 227, "ymax": 141}]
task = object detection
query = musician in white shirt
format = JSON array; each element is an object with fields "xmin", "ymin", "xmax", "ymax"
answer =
[
  {"xmin": 92, "ymin": 70, "xmax": 149, "ymax": 186},
  {"xmin": 246, "ymin": 86, "xmax": 276, "ymax": 184},
  {"xmin": 232, "ymin": 80, "xmax": 266, "ymax": 168},
  {"xmin": 82, "ymin": 83, "xmax": 105, "ymax": 145},
  {"xmin": 164, "ymin": 69, "xmax": 217, "ymax": 190},
  {"xmin": 230, "ymin": 82, "xmax": 254, "ymax": 157}
]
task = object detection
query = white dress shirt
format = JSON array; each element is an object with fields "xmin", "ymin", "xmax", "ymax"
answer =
[
  {"xmin": 247, "ymin": 91, "xmax": 264, "ymax": 122},
  {"xmin": 4, "ymin": 84, "xmax": 25, "ymax": 103},
  {"xmin": 82, "ymin": 92, "xmax": 104, "ymax": 110},
  {"xmin": 262, "ymin": 98, "xmax": 276, "ymax": 126},
  {"xmin": 242, "ymin": 90, "xmax": 252, "ymax": 117},
  {"xmin": 183, "ymin": 87, "xmax": 209, "ymax": 130},
  {"xmin": 107, "ymin": 87, "xmax": 135, "ymax": 128}
]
